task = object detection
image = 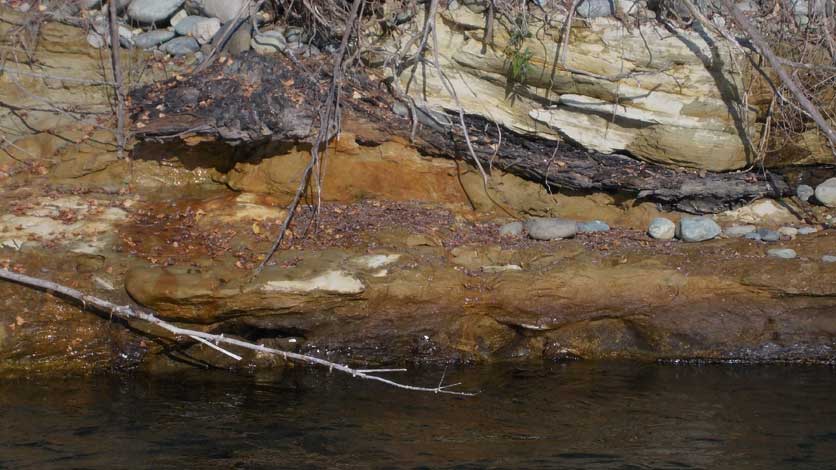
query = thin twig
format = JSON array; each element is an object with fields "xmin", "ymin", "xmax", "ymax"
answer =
[
  {"xmin": 254, "ymin": 0, "xmax": 366, "ymax": 275},
  {"xmin": 108, "ymin": 0, "xmax": 127, "ymax": 159}
]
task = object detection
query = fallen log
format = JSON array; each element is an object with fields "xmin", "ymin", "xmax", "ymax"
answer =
[{"xmin": 131, "ymin": 52, "xmax": 790, "ymax": 214}]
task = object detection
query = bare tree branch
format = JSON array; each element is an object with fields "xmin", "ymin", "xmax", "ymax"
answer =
[
  {"xmin": 0, "ymin": 268, "xmax": 475, "ymax": 395},
  {"xmin": 719, "ymin": 0, "xmax": 836, "ymax": 153}
]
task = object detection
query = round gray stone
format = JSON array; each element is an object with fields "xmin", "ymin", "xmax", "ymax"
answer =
[
  {"xmin": 798, "ymin": 226, "xmax": 818, "ymax": 235},
  {"xmin": 814, "ymin": 177, "xmax": 836, "ymax": 208},
  {"xmin": 162, "ymin": 36, "xmax": 199, "ymax": 55},
  {"xmin": 796, "ymin": 184, "xmax": 815, "ymax": 202},
  {"xmin": 576, "ymin": 0, "xmax": 614, "ymax": 18},
  {"xmin": 757, "ymin": 228, "xmax": 780, "ymax": 242},
  {"xmin": 648, "ymin": 217, "xmax": 676, "ymax": 240},
  {"xmin": 767, "ymin": 248, "xmax": 797, "ymax": 259},
  {"xmin": 499, "ymin": 221, "xmax": 523, "ymax": 238},
  {"xmin": 525, "ymin": 218, "xmax": 578, "ymax": 241},
  {"xmin": 676, "ymin": 217, "xmax": 721, "ymax": 242},
  {"xmin": 744, "ymin": 231, "xmax": 762, "ymax": 241},
  {"xmin": 128, "ymin": 0, "xmax": 185, "ymax": 23},
  {"xmin": 133, "ymin": 30, "xmax": 175, "ymax": 49},
  {"xmin": 822, "ymin": 255, "xmax": 836, "ymax": 263},
  {"xmin": 576, "ymin": 220, "xmax": 610, "ymax": 233},
  {"xmin": 723, "ymin": 224, "xmax": 756, "ymax": 238}
]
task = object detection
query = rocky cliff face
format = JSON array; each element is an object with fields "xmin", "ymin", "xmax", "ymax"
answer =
[{"xmin": 381, "ymin": 2, "xmax": 764, "ymax": 171}]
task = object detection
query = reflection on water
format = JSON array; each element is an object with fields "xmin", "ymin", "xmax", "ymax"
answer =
[{"xmin": 1, "ymin": 362, "xmax": 835, "ymax": 469}]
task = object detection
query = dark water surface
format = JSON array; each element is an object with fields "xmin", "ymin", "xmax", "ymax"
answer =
[{"xmin": 2, "ymin": 362, "xmax": 836, "ymax": 469}]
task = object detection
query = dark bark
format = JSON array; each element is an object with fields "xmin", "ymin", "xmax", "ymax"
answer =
[{"xmin": 131, "ymin": 52, "xmax": 791, "ymax": 214}]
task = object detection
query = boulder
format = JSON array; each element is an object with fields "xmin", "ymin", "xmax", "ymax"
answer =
[
  {"xmin": 768, "ymin": 248, "xmax": 797, "ymax": 259},
  {"xmin": 576, "ymin": 220, "xmax": 610, "ymax": 233},
  {"xmin": 499, "ymin": 221, "xmax": 523, "ymax": 237},
  {"xmin": 127, "ymin": 0, "xmax": 185, "ymax": 23},
  {"xmin": 162, "ymin": 36, "xmax": 199, "ymax": 56},
  {"xmin": 133, "ymin": 30, "xmax": 175, "ymax": 49},
  {"xmin": 525, "ymin": 218, "xmax": 578, "ymax": 240},
  {"xmin": 648, "ymin": 217, "xmax": 676, "ymax": 240},
  {"xmin": 814, "ymin": 177, "xmax": 836, "ymax": 208},
  {"xmin": 677, "ymin": 217, "xmax": 721, "ymax": 242}
]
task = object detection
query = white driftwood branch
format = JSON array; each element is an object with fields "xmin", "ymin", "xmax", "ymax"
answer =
[{"xmin": 0, "ymin": 268, "xmax": 475, "ymax": 396}]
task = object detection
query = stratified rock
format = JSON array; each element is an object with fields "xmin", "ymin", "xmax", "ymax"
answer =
[
  {"xmin": 757, "ymin": 228, "xmax": 780, "ymax": 242},
  {"xmin": 251, "ymin": 30, "xmax": 286, "ymax": 54},
  {"xmin": 577, "ymin": 220, "xmax": 610, "ymax": 233},
  {"xmin": 499, "ymin": 221, "xmax": 523, "ymax": 237},
  {"xmin": 677, "ymin": 217, "xmax": 721, "ymax": 242},
  {"xmin": 134, "ymin": 30, "xmax": 175, "ymax": 49},
  {"xmin": 576, "ymin": 0, "xmax": 614, "ymax": 18},
  {"xmin": 796, "ymin": 184, "xmax": 815, "ymax": 202},
  {"xmin": 128, "ymin": 0, "xmax": 185, "ymax": 23},
  {"xmin": 723, "ymin": 224, "xmax": 756, "ymax": 238},
  {"xmin": 648, "ymin": 217, "xmax": 676, "ymax": 240},
  {"xmin": 768, "ymin": 248, "xmax": 797, "ymax": 259},
  {"xmin": 162, "ymin": 36, "xmax": 199, "ymax": 56},
  {"xmin": 174, "ymin": 15, "xmax": 220, "ymax": 44},
  {"xmin": 822, "ymin": 255, "xmax": 836, "ymax": 263},
  {"xmin": 814, "ymin": 177, "xmax": 836, "ymax": 208},
  {"xmin": 717, "ymin": 199, "xmax": 799, "ymax": 226},
  {"xmin": 525, "ymin": 218, "xmax": 578, "ymax": 240}
]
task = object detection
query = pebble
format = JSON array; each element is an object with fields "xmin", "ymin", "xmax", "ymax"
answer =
[
  {"xmin": 822, "ymin": 255, "xmax": 836, "ymax": 263},
  {"xmin": 133, "ymin": 30, "xmax": 175, "ymax": 49},
  {"xmin": 796, "ymin": 184, "xmax": 815, "ymax": 202},
  {"xmin": 768, "ymin": 248, "xmax": 797, "ymax": 259},
  {"xmin": 723, "ymin": 224, "xmax": 756, "ymax": 238},
  {"xmin": 524, "ymin": 218, "xmax": 578, "ymax": 241},
  {"xmin": 162, "ymin": 36, "xmax": 199, "ymax": 55},
  {"xmin": 815, "ymin": 177, "xmax": 836, "ymax": 208},
  {"xmin": 757, "ymin": 228, "xmax": 780, "ymax": 242},
  {"xmin": 128, "ymin": 0, "xmax": 185, "ymax": 23},
  {"xmin": 576, "ymin": 220, "xmax": 610, "ymax": 233},
  {"xmin": 677, "ymin": 217, "xmax": 721, "ymax": 242},
  {"xmin": 798, "ymin": 226, "xmax": 818, "ymax": 235},
  {"xmin": 777, "ymin": 226, "xmax": 798, "ymax": 238},
  {"xmin": 648, "ymin": 217, "xmax": 676, "ymax": 240},
  {"xmin": 499, "ymin": 221, "xmax": 523, "ymax": 237}
]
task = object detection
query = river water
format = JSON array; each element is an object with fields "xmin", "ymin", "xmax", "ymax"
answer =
[{"xmin": 2, "ymin": 362, "xmax": 835, "ymax": 469}]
